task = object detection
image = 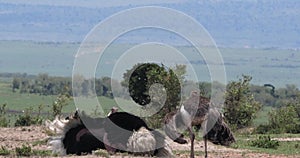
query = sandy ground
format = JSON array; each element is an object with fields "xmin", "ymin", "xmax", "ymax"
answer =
[
  {"xmin": 0, "ymin": 126, "xmax": 299, "ymax": 158},
  {"xmin": 0, "ymin": 126, "xmax": 49, "ymax": 151}
]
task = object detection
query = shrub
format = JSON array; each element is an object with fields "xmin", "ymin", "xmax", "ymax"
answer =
[
  {"xmin": 255, "ymin": 103, "xmax": 300, "ymax": 134},
  {"xmin": 285, "ymin": 123, "xmax": 300, "ymax": 134},
  {"xmin": 249, "ymin": 135, "xmax": 279, "ymax": 149},
  {"xmin": 14, "ymin": 106, "xmax": 43, "ymax": 127},
  {"xmin": 268, "ymin": 104, "xmax": 300, "ymax": 134},
  {"xmin": 0, "ymin": 103, "xmax": 9, "ymax": 127},
  {"xmin": 15, "ymin": 144, "xmax": 32, "ymax": 156},
  {"xmin": 122, "ymin": 63, "xmax": 183, "ymax": 128},
  {"xmin": 295, "ymin": 143, "xmax": 299, "ymax": 149},
  {"xmin": 15, "ymin": 114, "xmax": 32, "ymax": 126},
  {"xmin": 0, "ymin": 146, "xmax": 10, "ymax": 156},
  {"xmin": 224, "ymin": 75, "xmax": 262, "ymax": 130},
  {"xmin": 52, "ymin": 94, "xmax": 70, "ymax": 117},
  {"xmin": 254, "ymin": 124, "xmax": 273, "ymax": 134}
]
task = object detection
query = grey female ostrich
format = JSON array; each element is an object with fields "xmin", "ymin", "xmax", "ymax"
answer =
[{"xmin": 164, "ymin": 91, "xmax": 235, "ymax": 158}]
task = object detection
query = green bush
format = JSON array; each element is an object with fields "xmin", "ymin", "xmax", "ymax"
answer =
[
  {"xmin": 0, "ymin": 117, "xmax": 8, "ymax": 127},
  {"xmin": 255, "ymin": 103, "xmax": 300, "ymax": 134},
  {"xmin": 295, "ymin": 143, "xmax": 299, "ymax": 149},
  {"xmin": 249, "ymin": 135, "xmax": 279, "ymax": 149},
  {"xmin": 122, "ymin": 63, "xmax": 183, "ymax": 128},
  {"xmin": 14, "ymin": 106, "xmax": 43, "ymax": 127},
  {"xmin": 15, "ymin": 145, "xmax": 32, "ymax": 156},
  {"xmin": 0, "ymin": 104, "xmax": 9, "ymax": 127},
  {"xmin": 15, "ymin": 115, "xmax": 33, "ymax": 126},
  {"xmin": 224, "ymin": 75, "xmax": 262, "ymax": 130},
  {"xmin": 52, "ymin": 94, "xmax": 70, "ymax": 117},
  {"xmin": 285, "ymin": 123, "xmax": 300, "ymax": 134},
  {"xmin": 255, "ymin": 124, "xmax": 273, "ymax": 134},
  {"xmin": 0, "ymin": 146, "xmax": 10, "ymax": 156},
  {"xmin": 269, "ymin": 104, "xmax": 300, "ymax": 134}
]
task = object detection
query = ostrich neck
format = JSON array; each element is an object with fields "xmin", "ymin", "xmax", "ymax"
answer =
[{"xmin": 179, "ymin": 106, "xmax": 192, "ymax": 127}]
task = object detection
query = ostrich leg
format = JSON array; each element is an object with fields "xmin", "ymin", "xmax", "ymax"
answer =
[
  {"xmin": 188, "ymin": 127, "xmax": 195, "ymax": 158},
  {"xmin": 204, "ymin": 135, "xmax": 208, "ymax": 158}
]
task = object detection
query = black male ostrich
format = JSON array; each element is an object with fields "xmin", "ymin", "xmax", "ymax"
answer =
[
  {"xmin": 103, "ymin": 112, "xmax": 172, "ymax": 156},
  {"xmin": 46, "ymin": 110, "xmax": 173, "ymax": 157},
  {"xmin": 164, "ymin": 91, "xmax": 235, "ymax": 158},
  {"xmin": 46, "ymin": 110, "xmax": 106, "ymax": 155}
]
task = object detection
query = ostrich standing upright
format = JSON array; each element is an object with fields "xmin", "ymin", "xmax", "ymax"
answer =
[{"xmin": 164, "ymin": 91, "xmax": 235, "ymax": 158}]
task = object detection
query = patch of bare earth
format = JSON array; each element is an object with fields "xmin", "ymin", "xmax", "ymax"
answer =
[
  {"xmin": 169, "ymin": 139, "xmax": 299, "ymax": 158},
  {"xmin": 0, "ymin": 126, "xmax": 48, "ymax": 150},
  {"xmin": 0, "ymin": 126, "xmax": 299, "ymax": 158}
]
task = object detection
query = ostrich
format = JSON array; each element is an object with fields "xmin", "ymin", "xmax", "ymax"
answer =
[
  {"xmin": 103, "ymin": 112, "xmax": 173, "ymax": 156},
  {"xmin": 46, "ymin": 109, "xmax": 173, "ymax": 157},
  {"xmin": 164, "ymin": 91, "xmax": 235, "ymax": 158},
  {"xmin": 46, "ymin": 110, "xmax": 106, "ymax": 155}
]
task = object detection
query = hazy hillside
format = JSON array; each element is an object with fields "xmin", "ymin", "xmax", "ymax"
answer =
[
  {"xmin": 0, "ymin": 0, "xmax": 299, "ymax": 48},
  {"xmin": 0, "ymin": 41, "xmax": 299, "ymax": 88}
]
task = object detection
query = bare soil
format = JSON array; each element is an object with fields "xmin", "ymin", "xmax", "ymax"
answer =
[
  {"xmin": 0, "ymin": 126, "xmax": 299, "ymax": 158},
  {"xmin": 0, "ymin": 126, "xmax": 49, "ymax": 151}
]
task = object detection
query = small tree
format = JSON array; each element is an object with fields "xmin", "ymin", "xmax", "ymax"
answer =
[
  {"xmin": 12, "ymin": 77, "xmax": 20, "ymax": 92},
  {"xmin": 52, "ymin": 94, "xmax": 70, "ymax": 117},
  {"xmin": 122, "ymin": 63, "xmax": 184, "ymax": 128},
  {"xmin": 224, "ymin": 75, "xmax": 261, "ymax": 129}
]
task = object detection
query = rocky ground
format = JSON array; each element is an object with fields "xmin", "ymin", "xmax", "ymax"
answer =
[{"xmin": 0, "ymin": 126, "xmax": 299, "ymax": 158}]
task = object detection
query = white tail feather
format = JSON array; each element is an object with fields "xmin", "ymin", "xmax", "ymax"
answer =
[
  {"xmin": 45, "ymin": 116, "xmax": 71, "ymax": 134},
  {"xmin": 45, "ymin": 119, "xmax": 64, "ymax": 134},
  {"xmin": 127, "ymin": 127, "xmax": 156, "ymax": 155},
  {"xmin": 48, "ymin": 137, "xmax": 66, "ymax": 155},
  {"xmin": 127, "ymin": 127, "xmax": 174, "ymax": 157},
  {"xmin": 45, "ymin": 116, "xmax": 82, "ymax": 156}
]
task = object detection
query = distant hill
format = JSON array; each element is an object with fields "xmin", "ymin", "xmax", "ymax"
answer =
[{"xmin": 0, "ymin": 0, "xmax": 299, "ymax": 48}]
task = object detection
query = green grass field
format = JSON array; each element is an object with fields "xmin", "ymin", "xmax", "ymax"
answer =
[
  {"xmin": 0, "ymin": 76, "xmax": 271, "ymax": 126},
  {"xmin": 0, "ymin": 78, "xmax": 69, "ymax": 112},
  {"xmin": 0, "ymin": 78, "xmax": 121, "ymax": 126}
]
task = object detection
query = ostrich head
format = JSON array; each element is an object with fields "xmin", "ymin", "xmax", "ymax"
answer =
[{"xmin": 204, "ymin": 108, "xmax": 235, "ymax": 146}]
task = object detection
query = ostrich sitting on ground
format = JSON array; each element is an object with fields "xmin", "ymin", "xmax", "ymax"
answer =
[
  {"xmin": 164, "ymin": 91, "xmax": 235, "ymax": 158},
  {"xmin": 46, "ymin": 109, "xmax": 173, "ymax": 157},
  {"xmin": 46, "ymin": 110, "xmax": 106, "ymax": 155}
]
